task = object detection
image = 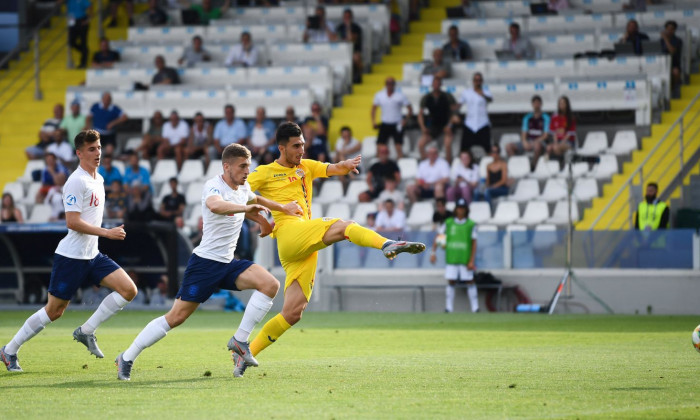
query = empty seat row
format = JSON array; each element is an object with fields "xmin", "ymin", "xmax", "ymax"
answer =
[{"xmin": 508, "ymin": 178, "xmax": 599, "ymax": 202}]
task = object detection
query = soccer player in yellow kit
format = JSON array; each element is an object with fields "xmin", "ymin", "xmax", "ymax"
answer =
[{"xmin": 236, "ymin": 122, "xmax": 425, "ymax": 377}]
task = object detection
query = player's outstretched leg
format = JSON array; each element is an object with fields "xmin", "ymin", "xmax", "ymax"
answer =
[
  {"xmin": 326, "ymin": 220, "xmax": 426, "ymax": 260},
  {"xmin": 76, "ymin": 269, "xmax": 137, "ymax": 358},
  {"xmin": 1, "ymin": 299, "xmax": 62, "ymax": 372}
]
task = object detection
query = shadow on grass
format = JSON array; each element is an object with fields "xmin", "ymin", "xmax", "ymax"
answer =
[
  {"xmin": 609, "ymin": 387, "xmax": 665, "ymax": 391},
  {"xmin": 1, "ymin": 376, "xmax": 223, "ymax": 389}
]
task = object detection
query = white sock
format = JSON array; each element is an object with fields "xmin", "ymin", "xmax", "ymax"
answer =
[
  {"xmin": 445, "ymin": 285, "xmax": 455, "ymax": 313},
  {"xmin": 81, "ymin": 291, "xmax": 130, "ymax": 335},
  {"xmin": 233, "ymin": 291, "xmax": 274, "ymax": 343},
  {"xmin": 467, "ymin": 282, "xmax": 479, "ymax": 313},
  {"xmin": 123, "ymin": 315, "xmax": 171, "ymax": 362},
  {"xmin": 5, "ymin": 308, "xmax": 52, "ymax": 355}
]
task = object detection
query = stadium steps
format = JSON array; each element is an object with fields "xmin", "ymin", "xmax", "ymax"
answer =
[
  {"xmin": 328, "ymin": 2, "xmax": 443, "ymax": 146},
  {"xmin": 0, "ymin": 11, "xmax": 127, "ymax": 189},
  {"xmin": 578, "ymin": 75, "xmax": 700, "ymax": 230}
]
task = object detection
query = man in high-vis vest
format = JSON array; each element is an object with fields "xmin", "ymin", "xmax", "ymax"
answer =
[
  {"xmin": 635, "ymin": 182, "xmax": 670, "ymax": 230},
  {"xmin": 430, "ymin": 198, "xmax": 479, "ymax": 313}
]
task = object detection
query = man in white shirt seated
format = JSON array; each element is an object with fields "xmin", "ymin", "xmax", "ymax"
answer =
[
  {"xmin": 407, "ymin": 145, "xmax": 451, "ymax": 203},
  {"xmin": 158, "ymin": 110, "xmax": 190, "ymax": 171},
  {"xmin": 47, "ymin": 133, "xmax": 76, "ymax": 167},
  {"xmin": 374, "ymin": 199, "xmax": 406, "ymax": 233},
  {"xmin": 225, "ymin": 32, "xmax": 259, "ymax": 67}
]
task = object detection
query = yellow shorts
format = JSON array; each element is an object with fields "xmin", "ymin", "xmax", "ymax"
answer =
[{"xmin": 276, "ymin": 217, "xmax": 340, "ymax": 301}]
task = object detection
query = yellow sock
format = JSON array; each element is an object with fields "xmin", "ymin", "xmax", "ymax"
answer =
[
  {"xmin": 250, "ymin": 313, "xmax": 292, "ymax": 357},
  {"xmin": 344, "ymin": 222, "xmax": 388, "ymax": 249}
]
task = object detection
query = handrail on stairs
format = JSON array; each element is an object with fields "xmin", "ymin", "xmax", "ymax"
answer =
[{"xmin": 589, "ymin": 89, "xmax": 700, "ymax": 230}]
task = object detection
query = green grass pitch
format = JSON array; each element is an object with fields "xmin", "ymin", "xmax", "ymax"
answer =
[{"xmin": 1, "ymin": 310, "xmax": 698, "ymax": 419}]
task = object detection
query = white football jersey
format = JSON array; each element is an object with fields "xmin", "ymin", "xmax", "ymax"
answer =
[
  {"xmin": 55, "ymin": 166, "xmax": 106, "ymax": 260},
  {"xmin": 193, "ymin": 175, "xmax": 256, "ymax": 263}
]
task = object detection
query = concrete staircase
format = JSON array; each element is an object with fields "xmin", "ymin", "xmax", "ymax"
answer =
[
  {"xmin": 0, "ymin": 11, "xmax": 128, "ymax": 190},
  {"xmin": 328, "ymin": 0, "xmax": 453, "ymax": 145}
]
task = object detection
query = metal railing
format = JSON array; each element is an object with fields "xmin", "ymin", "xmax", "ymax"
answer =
[{"xmin": 589, "ymin": 89, "xmax": 700, "ymax": 230}]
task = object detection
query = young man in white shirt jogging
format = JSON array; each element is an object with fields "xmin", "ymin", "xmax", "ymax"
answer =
[
  {"xmin": 115, "ymin": 144, "xmax": 302, "ymax": 380},
  {"xmin": 1, "ymin": 130, "xmax": 138, "ymax": 372}
]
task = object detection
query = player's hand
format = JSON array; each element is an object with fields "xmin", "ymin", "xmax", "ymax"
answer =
[
  {"xmin": 430, "ymin": 253, "xmax": 436, "ymax": 264},
  {"xmin": 258, "ymin": 218, "xmax": 272, "ymax": 238},
  {"xmin": 344, "ymin": 155, "xmax": 361, "ymax": 174},
  {"xmin": 105, "ymin": 224, "xmax": 126, "ymax": 240},
  {"xmin": 467, "ymin": 261, "xmax": 475, "ymax": 271},
  {"xmin": 282, "ymin": 200, "xmax": 304, "ymax": 216},
  {"xmin": 245, "ymin": 204, "xmax": 270, "ymax": 215}
]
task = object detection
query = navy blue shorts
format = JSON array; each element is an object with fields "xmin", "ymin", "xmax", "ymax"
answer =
[
  {"xmin": 48, "ymin": 253, "xmax": 121, "ymax": 301},
  {"xmin": 176, "ymin": 254, "xmax": 254, "ymax": 303}
]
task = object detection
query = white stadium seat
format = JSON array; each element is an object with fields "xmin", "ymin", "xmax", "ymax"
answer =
[
  {"xmin": 397, "ymin": 158, "xmax": 418, "ymax": 181},
  {"xmin": 406, "ymin": 201, "xmax": 434, "ymax": 229},
  {"xmin": 326, "ymin": 202, "xmax": 351, "ymax": 221},
  {"xmin": 147, "ymin": 88, "xmax": 227, "ymax": 119},
  {"xmin": 507, "ymin": 156, "xmax": 531, "ymax": 179},
  {"xmin": 185, "ymin": 182, "xmax": 205, "ymax": 206},
  {"xmin": 540, "ymin": 179, "xmax": 568, "ymax": 202},
  {"xmin": 352, "ymin": 202, "xmax": 379, "ymax": 224},
  {"xmin": 478, "ymin": 156, "xmax": 493, "ymax": 179},
  {"xmin": 608, "ymin": 130, "xmax": 638, "ymax": 155},
  {"xmin": 556, "ymin": 162, "xmax": 589, "ymax": 179},
  {"xmin": 573, "ymin": 178, "xmax": 599, "ymax": 202},
  {"xmin": 310, "ymin": 202, "xmax": 324, "ymax": 219},
  {"xmin": 588, "ymin": 154, "xmax": 618, "ymax": 179},
  {"xmin": 151, "ymin": 160, "xmax": 178, "ymax": 184},
  {"xmin": 469, "ymin": 201, "xmax": 492, "ymax": 224},
  {"xmin": 3, "ymin": 182, "xmax": 24, "ymax": 202},
  {"xmin": 21, "ymin": 183, "xmax": 41, "ymax": 205},
  {"xmin": 17, "ymin": 160, "xmax": 45, "ymax": 184},
  {"xmin": 530, "ymin": 159, "xmax": 561, "ymax": 180},
  {"xmin": 547, "ymin": 200, "xmax": 580, "ymax": 225},
  {"xmin": 315, "ymin": 180, "xmax": 344, "ymax": 204},
  {"xmin": 579, "ymin": 131, "xmax": 609, "ymax": 155},
  {"xmin": 361, "ymin": 136, "xmax": 377, "ymax": 160},
  {"xmin": 27, "ymin": 204, "xmax": 51, "ymax": 224},
  {"xmin": 516, "ymin": 201, "xmax": 550, "ymax": 226},
  {"xmin": 178, "ymin": 160, "xmax": 205, "ymax": 184},
  {"xmin": 488, "ymin": 201, "xmax": 520, "ymax": 226},
  {"xmin": 185, "ymin": 204, "xmax": 202, "ymax": 229},
  {"xmin": 205, "ymin": 160, "xmax": 223, "ymax": 179},
  {"xmin": 344, "ymin": 180, "xmax": 368, "ymax": 204},
  {"xmin": 508, "ymin": 179, "xmax": 539, "ymax": 203}
]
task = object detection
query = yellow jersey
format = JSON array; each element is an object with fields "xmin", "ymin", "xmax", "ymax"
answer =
[{"xmin": 248, "ymin": 159, "xmax": 329, "ymax": 228}]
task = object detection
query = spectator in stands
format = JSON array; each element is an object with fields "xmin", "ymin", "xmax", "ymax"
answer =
[
  {"xmin": 635, "ymin": 182, "xmax": 669, "ymax": 230},
  {"xmin": 138, "ymin": 110, "xmax": 165, "ymax": 159},
  {"xmin": 371, "ymin": 76, "xmax": 413, "ymax": 159},
  {"xmin": 158, "ymin": 110, "xmax": 189, "ymax": 170},
  {"xmin": 506, "ymin": 95, "xmax": 549, "ymax": 169},
  {"xmin": 67, "ymin": 0, "xmax": 91, "ymax": 69},
  {"xmin": 190, "ymin": 216, "xmax": 204, "ymax": 247},
  {"xmin": 144, "ymin": 0, "xmax": 167, "ymax": 26},
  {"xmin": 452, "ymin": 0, "xmax": 482, "ymax": 19},
  {"xmin": 618, "ymin": 19, "xmax": 649, "ymax": 55},
  {"xmin": 442, "ymin": 25, "xmax": 472, "ymax": 62},
  {"xmin": 376, "ymin": 176, "xmax": 405, "ymax": 211},
  {"xmin": 247, "ymin": 106, "xmax": 276, "ymax": 159},
  {"xmin": 547, "ymin": 95, "xmax": 576, "ymax": 163},
  {"xmin": 214, "ymin": 104, "xmax": 248, "ymax": 155},
  {"xmin": 107, "ymin": 0, "xmax": 134, "ymax": 27},
  {"xmin": 36, "ymin": 153, "xmax": 69, "ymax": 204},
  {"xmin": 417, "ymin": 76, "xmax": 458, "ymax": 162},
  {"xmin": 375, "ymin": 199, "xmax": 406, "ymax": 233},
  {"xmin": 189, "ymin": 0, "xmax": 230, "ymax": 25},
  {"xmin": 126, "ymin": 181, "xmax": 156, "ymax": 221},
  {"xmin": 152, "ymin": 55, "xmax": 181, "ymax": 85},
  {"xmin": 358, "ymin": 144, "xmax": 401, "ymax": 202},
  {"xmin": 225, "ymin": 31, "xmax": 259, "ymax": 68},
  {"xmin": 59, "ymin": 100, "xmax": 86, "ymax": 148},
  {"xmin": 106, "ymin": 180, "xmax": 128, "ymax": 219},
  {"xmin": 473, "ymin": 144, "xmax": 509, "ymax": 207},
  {"xmin": 91, "ymin": 37, "xmax": 121, "ymax": 69},
  {"xmin": 185, "ymin": 111, "xmax": 212, "ymax": 169},
  {"xmin": 447, "ymin": 150, "xmax": 478, "ymax": 203},
  {"xmin": 1, "ymin": 193, "xmax": 23, "ymax": 223},
  {"xmin": 179, "ymin": 35, "xmax": 211, "ymax": 68},
  {"xmin": 45, "ymin": 176, "xmax": 66, "ymax": 221},
  {"xmin": 123, "ymin": 150, "xmax": 153, "ymax": 194},
  {"xmin": 303, "ymin": 123, "xmax": 329, "ymax": 163},
  {"xmin": 46, "ymin": 133, "xmax": 76, "ymax": 167},
  {"xmin": 26, "ymin": 104, "xmax": 64, "ymax": 160},
  {"xmin": 159, "ymin": 177, "xmax": 186, "ymax": 225},
  {"xmin": 285, "ymin": 106, "xmax": 303, "ymax": 126},
  {"xmin": 334, "ymin": 126, "xmax": 361, "ymax": 163},
  {"xmin": 336, "ymin": 8, "xmax": 364, "ymax": 83},
  {"xmin": 365, "ymin": 212, "xmax": 377, "ymax": 230},
  {"xmin": 407, "ymin": 145, "xmax": 451, "ymax": 203},
  {"xmin": 547, "ymin": 0, "xmax": 570, "ymax": 12},
  {"xmin": 304, "ymin": 102, "xmax": 329, "ymax": 145},
  {"xmin": 458, "ymin": 72, "xmax": 492, "ymax": 154},
  {"xmin": 87, "ymin": 92, "xmax": 128, "ymax": 155},
  {"xmin": 622, "ymin": 0, "xmax": 649, "ymax": 12},
  {"xmin": 502, "ymin": 22, "xmax": 534, "ymax": 60},
  {"xmin": 98, "ymin": 154, "xmax": 123, "ymax": 193},
  {"xmin": 660, "ymin": 20, "xmax": 683, "ymax": 92},
  {"xmin": 432, "ymin": 197, "xmax": 452, "ymax": 230},
  {"xmin": 304, "ymin": 6, "xmax": 337, "ymax": 43},
  {"xmin": 422, "ymin": 49, "xmax": 452, "ymax": 83}
]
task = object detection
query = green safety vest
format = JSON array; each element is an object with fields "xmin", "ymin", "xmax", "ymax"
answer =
[
  {"xmin": 638, "ymin": 201, "xmax": 667, "ymax": 230},
  {"xmin": 444, "ymin": 217, "xmax": 475, "ymax": 265}
]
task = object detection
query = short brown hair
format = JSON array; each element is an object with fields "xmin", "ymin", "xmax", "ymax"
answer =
[
  {"xmin": 222, "ymin": 143, "xmax": 251, "ymax": 163},
  {"xmin": 276, "ymin": 121, "xmax": 302, "ymax": 146},
  {"xmin": 74, "ymin": 129, "xmax": 100, "ymax": 150}
]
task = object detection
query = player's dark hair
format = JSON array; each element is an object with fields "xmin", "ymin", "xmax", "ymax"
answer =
[
  {"xmin": 647, "ymin": 182, "xmax": 659, "ymax": 190},
  {"xmin": 276, "ymin": 121, "xmax": 302, "ymax": 146},
  {"xmin": 222, "ymin": 143, "xmax": 251, "ymax": 163},
  {"xmin": 74, "ymin": 129, "xmax": 100, "ymax": 150}
]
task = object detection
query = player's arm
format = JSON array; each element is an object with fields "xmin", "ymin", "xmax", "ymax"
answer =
[
  {"xmin": 65, "ymin": 211, "xmax": 126, "ymax": 240},
  {"xmin": 245, "ymin": 211, "xmax": 272, "ymax": 237},
  {"xmin": 206, "ymin": 195, "xmax": 267, "ymax": 216},
  {"xmin": 327, "ymin": 156, "xmax": 361, "ymax": 176},
  {"xmin": 467, "ymin": 238, "xmax": 477, "ymax": 270},
  {"xmin": 251, "ymin": 195, "xmax": 303, "ymax": 216}
]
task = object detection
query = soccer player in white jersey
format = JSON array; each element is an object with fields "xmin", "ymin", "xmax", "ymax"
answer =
[
  {"xmin": 1, "ymin": 130, "xmax": 138, "ymax": 372},
  {"xmin": 115, "ymin": 143, "xmax": 301, "ymax": 380}
]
